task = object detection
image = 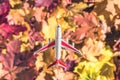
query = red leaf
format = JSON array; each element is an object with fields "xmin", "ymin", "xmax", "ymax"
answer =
[
  {"xmin": 0, "ymin": 23, "xmax": 27, "ymax": 38},
  {"xmin": 70, "ymin": 12, "xmax": 99, "ymax": 43},
  {"xmin": 0, "ymin": 0, "xmax": 10, "ymax": 20}
]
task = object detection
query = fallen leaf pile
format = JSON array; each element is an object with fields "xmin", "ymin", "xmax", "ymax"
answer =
[{"xmin": 0, "ymin": 0, "xmax": 120, "ymax": 80}]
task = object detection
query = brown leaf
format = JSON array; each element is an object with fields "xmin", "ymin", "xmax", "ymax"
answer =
[{"xmin": 16, "ymin": 68, "xmax": 38, "ymax": 80}]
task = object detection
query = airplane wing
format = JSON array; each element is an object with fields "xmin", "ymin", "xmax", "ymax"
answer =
[
  {"xmin": 34, "ymin": 40, "xmax": 55, "ymax": 55},
  {"xmin": 61, "ymin": 40, "xmax": 82, "ymax": 55}
]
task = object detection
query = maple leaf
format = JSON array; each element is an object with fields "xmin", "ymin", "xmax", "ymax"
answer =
[
  {"xmin": 0, "ymin": 39, "xmax": 21, "ymax": 71},
  {"xmin": 70, "ymin": 12, "xmax": 103, "ymax": 43},
  {"xmin": 0, "ymin": 23, "xmax": 27, "ymax": 38},
  {"xmin": 0, "ymin": 39, "xmax": 24, "ymax": 80},
  {"xmin": 0, "ymin": 39, "xmax": 36, "ymax": 80},
  {"xmin": 73, "ymin": 12, "xmax": 98, "ymax": 27},
  {"xmin": 70, "ymin": 27, "xmax": 91, "ymax": 43}
]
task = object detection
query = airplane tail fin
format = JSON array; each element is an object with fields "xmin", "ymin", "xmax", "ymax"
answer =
[{"xmin": 48, "ymin": 59, "xmax": 67, "ymax": 69}]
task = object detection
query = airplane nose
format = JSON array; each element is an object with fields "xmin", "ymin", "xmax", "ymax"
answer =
[{"xmin": 57, "ymin": 25, "xmax": 60, "ymax": 28}]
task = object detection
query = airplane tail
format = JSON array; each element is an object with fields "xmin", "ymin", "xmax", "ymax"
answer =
[{"xmin": 48, "ymin": 59, "xmax": 67, "ymax": 69}]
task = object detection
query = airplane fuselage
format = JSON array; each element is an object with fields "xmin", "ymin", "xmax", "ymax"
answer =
[{"xmin": 55, "ymin": 25, "xmax": 62, "ymax": 60}]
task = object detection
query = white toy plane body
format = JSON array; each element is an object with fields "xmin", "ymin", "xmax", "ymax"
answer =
[{"xmin": 34, "ymin": 25, "xmax": 81, "ymax": 69}]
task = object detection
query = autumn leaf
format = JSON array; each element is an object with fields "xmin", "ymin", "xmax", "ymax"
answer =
[
  {"xmin": 74, "ymin": 12, "xmax": 98, "ymax": 27},
  {"xmin": 0, "ymin": 39, "xmax": 21, "ymax": 71},
  {"xmin": 0, "ymin": 23, "xmax": 27, "ymax": 38},
  {"xmin": 16, "ymin": 68, "xmax": 38, "ymax": 80},
  {"xmin": 35, "ymin": 0, "xmax": 53, "ymax": 7},
  {"xmin": 0, "ymin": 39, "xmax": 36, "ymax": 80},
  {"xmin": 0, "ymin": 39, "xmax": 25, "ymax": 80},
  {"xmin": 0, "ymin": 0, "xmax": 120, "ymax": 80},
  {"xmin": 0, "ymin": 0, "xmax": 10, "ymax": 20}
]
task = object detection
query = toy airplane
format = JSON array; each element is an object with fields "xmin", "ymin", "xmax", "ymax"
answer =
[{"xmin": 34, "ymin": 25, "xmax": 82, "ymax": 69}]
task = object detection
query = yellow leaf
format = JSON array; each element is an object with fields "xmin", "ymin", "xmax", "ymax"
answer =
[
  {"xmin": 57, "ymin": 18, "xmax": 72, "ymax": 32},
  {"xmin": 9, "ymin": 9, "xmax": 25, "ymax": 24},
  {"xmin": 10, "ymin": 0, "xmax": 21, "ymax": 8},
  {"xmin": 54, "ymin": 7, "xmax": 66, "ymax": 19},
  {"xmin": 42, "ymin": 17, "xmax": 57, "ymax": 40}
]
